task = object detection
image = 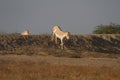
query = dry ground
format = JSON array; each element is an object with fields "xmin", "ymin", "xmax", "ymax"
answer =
[
  {"xmin": 0, "ymin": 34, "xmax": 120, "ymax": 80},
  {"xmin": 0, "ymin": 55, "xmax": 120, "ymax": 80}
]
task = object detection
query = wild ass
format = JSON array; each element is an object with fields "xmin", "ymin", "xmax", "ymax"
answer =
[
  {"xmin": 52, "ymin": 26, "xmax": 70, "ymax": 49},
  {"xmin": 21, "ymin": 29, "xmax": 30, "ymax": 40}
]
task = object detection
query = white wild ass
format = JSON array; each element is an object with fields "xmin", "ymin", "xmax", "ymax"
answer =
[
  {"xmin": 52, "ymin": 26, "xmax": 70, "ymax": 49},
  {"xmin": 21, "ymin": 29, "xmax": 30, "ymax": 40}
]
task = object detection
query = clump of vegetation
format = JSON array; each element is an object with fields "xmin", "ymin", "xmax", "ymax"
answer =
[{"xmin": 93, "ymin": 23, "xmax": 120, "ymax": 34}]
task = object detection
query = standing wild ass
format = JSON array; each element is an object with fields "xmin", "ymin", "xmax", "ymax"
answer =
[{"xmin": 52, "ymin": 26, "xmax": 70, "ymax": 49}]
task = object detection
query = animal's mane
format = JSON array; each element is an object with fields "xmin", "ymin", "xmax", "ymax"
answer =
[{"xmin": 55, "ymin": 25, "xmax": 62, "ymax": 31}]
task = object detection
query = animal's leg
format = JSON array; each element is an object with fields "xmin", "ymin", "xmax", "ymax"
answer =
[
  {"xmin": 26, "ymin": 35, "xmax": 29, "ymax": 39},
  {"xmin": 55, "ymin": 36, "xmax": 57, "ymax": 44},
  {"xmin": 22, "ymin": 35, "xmax": 26, "ymax": 41},
  {"xmin": 51, "ymin": 32, "xmax": 55, "ymax": 41},
  {"xmin": 60, "ymin": 38, "xmax": 64, "ymax": 49}
]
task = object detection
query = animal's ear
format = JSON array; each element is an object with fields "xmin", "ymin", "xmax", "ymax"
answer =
[{"xmin": 68, "ymin": 32, "xmax": 70, "ymax": 35}]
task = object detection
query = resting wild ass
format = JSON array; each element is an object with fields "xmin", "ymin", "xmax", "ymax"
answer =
[{"xmin": 21, "ymin": 29, "xmax": 30, "ymax": 40}]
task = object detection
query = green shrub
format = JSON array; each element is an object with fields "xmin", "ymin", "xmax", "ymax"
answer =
[{"xmin": 93, "ymin": 23, "xmax": 120, "ymax": 34}]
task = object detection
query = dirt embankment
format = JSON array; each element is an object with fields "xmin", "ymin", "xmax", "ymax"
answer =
[{"xmin": 0, "ymin": 34, "xmax": 120, "ymax": 55}]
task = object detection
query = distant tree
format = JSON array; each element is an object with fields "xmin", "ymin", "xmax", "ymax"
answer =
[{"xmin": 93, "ymin": 23, "xmax": 120, "ymax": 34}]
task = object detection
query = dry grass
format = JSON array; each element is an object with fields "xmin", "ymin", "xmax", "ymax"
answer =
[
  {"xmin": 0, "ymin": 34, "xmax": 120, "ymax": 80},
  {"xmin": 0, "ymin": 33, "xmax": 120, "ymax": 80},
  {"xmin": 0, "ymin": 55, "xmax": 120, "ymax": 80},
  {"xmin": 0, "ymin": 64, "xmax": 120, "ymax": 80}
]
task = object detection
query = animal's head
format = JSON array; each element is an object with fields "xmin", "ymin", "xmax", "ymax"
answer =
[{"xmin": 65, "ymin": 32, "xmax": 70, "ymax": 39}]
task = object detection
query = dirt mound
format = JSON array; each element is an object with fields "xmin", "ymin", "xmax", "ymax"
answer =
[
  {"xmin": 0, "ymin": 34, "xmax": 120, "ymax": 55},
  {"xmin": 67, "ymin": 34, "xmax": 120, "ymax": 53}
]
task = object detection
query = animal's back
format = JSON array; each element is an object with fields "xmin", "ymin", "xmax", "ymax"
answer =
[{"xmin": 21, "ymin": 29, "xmax": 29, "ymax": 35}]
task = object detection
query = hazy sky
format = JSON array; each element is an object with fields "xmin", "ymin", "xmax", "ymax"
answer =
[{"xmin": 0, "ymin": 0, "xmax": 120, "ymax": 34}]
